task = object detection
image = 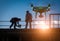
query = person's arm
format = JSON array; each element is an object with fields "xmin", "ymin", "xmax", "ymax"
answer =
[{"xmin": 17, "ymin": 21, "xmax": 19, "ymax": 25}]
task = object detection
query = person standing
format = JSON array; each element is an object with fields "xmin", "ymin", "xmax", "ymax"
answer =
[{"xmin": 25, "ymin": 11, "xmax": 32, "ymax": 29}]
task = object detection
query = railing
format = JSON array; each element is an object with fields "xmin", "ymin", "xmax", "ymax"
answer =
[
  {"xmin": 0, "ymin": 20, "xmax": 50, "ymax": 29},
  {"xmin": 0, "ymin": 20, "xmax": 60, "ymax": 29}
]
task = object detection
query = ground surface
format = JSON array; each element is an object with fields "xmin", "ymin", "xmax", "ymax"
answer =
[{"xmin": 0, "ymin": 28, "xmax": 60, "ymax": 41}]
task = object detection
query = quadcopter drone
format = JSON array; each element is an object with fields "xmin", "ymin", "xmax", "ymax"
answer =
[{"xmin": 31, "ymin": 4, "xmax": 50, "ymax": 18}]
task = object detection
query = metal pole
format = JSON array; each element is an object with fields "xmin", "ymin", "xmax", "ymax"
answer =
[
  {"xmin": 53, "ymin": 15, "xmax": 54, "ymax": 28},
  {"xmin": 45, "ymin": 12, "xmax": 46, "ymax": 23},
  {"xmin": 58, "ymin": 15, "xmax": 59, "ymax": 28},
  {"xmin": 49, "ymin": 14, "xmax": 51, "ymax": 28}
]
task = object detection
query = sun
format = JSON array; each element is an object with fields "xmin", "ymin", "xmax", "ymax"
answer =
[
  {"xmin": 34, "ymin": 21, "xmax": 49, "ymax": 29},
  {"xmin": 40, "ymin": 21, "xmax": 49, "ymax": 29}
]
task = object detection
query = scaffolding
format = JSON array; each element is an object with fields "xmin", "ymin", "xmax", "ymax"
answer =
[{"xmin": 49, "ymin": 14, "xmax": 60, "ymax": 28}]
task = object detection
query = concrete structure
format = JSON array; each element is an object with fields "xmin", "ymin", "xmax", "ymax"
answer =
[{"xmin": 0, "ymin": 29, "xmax": 60, "ymax": 41}]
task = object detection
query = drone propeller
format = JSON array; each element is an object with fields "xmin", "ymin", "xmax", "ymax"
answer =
[
  {"xmin": 31, "ymin": 4, "xmax": 33, "ymax": 7},
  {"xmin": 48, "ymin": 4, "xmax": 50, "ymax": 7}
]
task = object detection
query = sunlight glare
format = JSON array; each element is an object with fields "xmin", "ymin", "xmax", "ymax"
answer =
[{"xmin": 35, "ymin": 21, "xmax": 49, "ymax": 30}]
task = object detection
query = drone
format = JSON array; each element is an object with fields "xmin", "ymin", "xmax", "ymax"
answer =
[{"xmin": 31, "ymin": 4, "xmax": 50, "ymax": 18}]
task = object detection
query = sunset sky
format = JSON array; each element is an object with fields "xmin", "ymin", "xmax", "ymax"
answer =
[{"xmin": 0, "ymin": 0, "xmax": 60, "ymax": 29}]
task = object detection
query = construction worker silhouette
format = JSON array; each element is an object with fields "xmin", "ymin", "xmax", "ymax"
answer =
[
  {"xmin": 10, "ymin": 17, "xmax": 21, "ymax": 29},
  {"xmin": 25, "ymin": 11, "xmax": 32, "ymax": 29}
]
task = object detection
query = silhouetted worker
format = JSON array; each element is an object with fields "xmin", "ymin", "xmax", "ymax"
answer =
[
  {"xmin": 25, "ymin": 11, "xmax": 32, "ymax": 29},
  {"xmin": 10, "ymin": 17, "xmax": 21, "ymax": 29}
]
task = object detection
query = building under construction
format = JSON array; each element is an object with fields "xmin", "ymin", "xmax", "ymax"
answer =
[{"xmin": 0, "ymin": 14, "xmax": 60, "ymax": 41}]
